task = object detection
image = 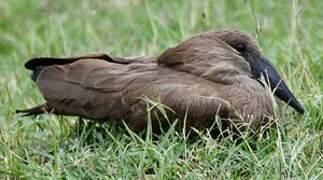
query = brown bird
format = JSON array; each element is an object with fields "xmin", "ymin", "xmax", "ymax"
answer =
[{"xmin": 17, "ymin": 29, "xmax": 305, "ymax": 134}]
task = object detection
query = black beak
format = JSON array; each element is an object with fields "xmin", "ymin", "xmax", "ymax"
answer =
[{"xmin": 250, "ymin": 57, "xmax": 305, "ymax": 114}]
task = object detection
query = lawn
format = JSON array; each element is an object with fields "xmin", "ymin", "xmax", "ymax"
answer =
[{"xmin": 0, "ymin": 0, "xmax": 322, "ymax": 179}]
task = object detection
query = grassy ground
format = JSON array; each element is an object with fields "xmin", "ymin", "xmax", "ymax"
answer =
[{"xmin": 0, "ymin": 0, "xmax": 322, "ymax": 179}]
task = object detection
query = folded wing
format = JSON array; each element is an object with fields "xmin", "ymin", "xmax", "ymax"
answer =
[{"xmin": 21, "ymin": 54, "xmax": 232, "ymax": 131}]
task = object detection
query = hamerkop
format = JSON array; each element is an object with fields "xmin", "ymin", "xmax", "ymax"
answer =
[{"xmin": 17, "ymin": 29, "xmax": 305, "ymax": 134}]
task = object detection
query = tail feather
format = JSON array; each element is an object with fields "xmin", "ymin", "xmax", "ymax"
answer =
[{"xmin": 16, "ymin": 104, "xmax": 53, "ymax": 116}]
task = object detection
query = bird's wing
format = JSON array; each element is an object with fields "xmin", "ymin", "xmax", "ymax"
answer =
[
  {"xmin": 35, "ymin": 58, "xmax": 136, "ymax": 120},
  {"xmin": 32, "ymin": 57, "xmax": 232, "ymax": 129},
  {"xmin": 157, "ymin": 32, "xmax": 251, "ymax": 84}
]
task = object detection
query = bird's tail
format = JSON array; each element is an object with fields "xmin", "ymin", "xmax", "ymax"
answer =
[{"xmin": 16, "ymin": 103, "xmax": 53, "ymax": 116}]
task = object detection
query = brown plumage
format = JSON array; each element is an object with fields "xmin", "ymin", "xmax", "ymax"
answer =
[{"xmin": 17, "ymin": 29, "xmax": 305, "ymax": 134}]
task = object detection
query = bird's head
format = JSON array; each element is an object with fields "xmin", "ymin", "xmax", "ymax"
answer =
[{"xmin": 214, "ymin": 29, "xmax": 305, "ymax": 114}]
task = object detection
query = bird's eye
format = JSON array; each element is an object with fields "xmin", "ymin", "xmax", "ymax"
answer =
[{"xmin": 235, "ymin": 43, "xmax": 246, "ymax": 52}]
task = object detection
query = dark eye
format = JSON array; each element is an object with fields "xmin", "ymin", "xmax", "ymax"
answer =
[{"xmin": 235, "ymin": 43, "xmax": 246, "ymax": 52}]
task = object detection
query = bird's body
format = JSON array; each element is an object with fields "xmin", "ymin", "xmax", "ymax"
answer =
[{"xmin": 18, "ymin": 29, "xmax": 304, "ymax": 134}]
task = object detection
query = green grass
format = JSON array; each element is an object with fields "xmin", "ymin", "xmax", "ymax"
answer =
[{"xmin": 0, "ymin": 0, "xmax": 322, "ymax": 179}]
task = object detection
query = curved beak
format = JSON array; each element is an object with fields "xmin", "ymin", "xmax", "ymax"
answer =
[{"xmin": 250, "ymin": 57, "xmax": 305, "ymax": 114}]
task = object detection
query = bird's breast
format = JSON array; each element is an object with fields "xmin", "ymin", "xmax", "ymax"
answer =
[{"xmin": 221, "ymin": 76, "xmax": 275, "ymax": 124}]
